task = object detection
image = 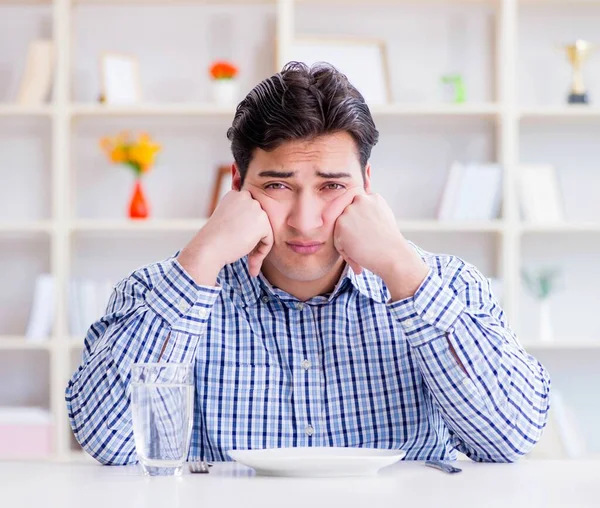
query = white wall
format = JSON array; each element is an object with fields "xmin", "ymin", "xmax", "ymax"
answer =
[{"xmin": 1, "ymin": 0, "xmax": 600, "ymax": 459}]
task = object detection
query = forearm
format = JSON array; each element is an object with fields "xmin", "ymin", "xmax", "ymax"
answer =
[
  {"xmin": 390, "ymin": 268, "xmax": 551, "ymax": 462},
  {"xmin": 65, "ymin": 315, "xmax": 172, "ymax": 465},
  {"xmin": 65, "ymin": 257, "xmax": 220, "ymax": 464},
  {"xmin": 410, "ymin": 323, "xmax": 550, "ymax": 462},
  {"xmin": 176, "ymin": 244, "xmax": 222, "ymax": 287}
]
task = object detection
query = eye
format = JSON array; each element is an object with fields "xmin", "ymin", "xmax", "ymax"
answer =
[
  {"xmin": 323, "ymin": 183, "xmax": 346, "ymax": 191},
  {"xmin": 264, "ymin": 183, "xmax": 288, "ymax": 190}
]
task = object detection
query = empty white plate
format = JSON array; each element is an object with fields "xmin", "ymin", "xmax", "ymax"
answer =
[{"xmin": 227, "ymin": 447, "xmax": 406, "ymax": 477}]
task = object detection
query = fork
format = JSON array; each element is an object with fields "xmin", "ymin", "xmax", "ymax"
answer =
[
  {"xmin": 188, "ymin": 460, "xmax": 211, "ymax": 474},
  {"xmin": 425, "ymin": 460, "xmax": 463, "ymax": 474}
]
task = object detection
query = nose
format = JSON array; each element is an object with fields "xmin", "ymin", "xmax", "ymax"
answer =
[{"xmin": 286, "ymin": 191, "xmax": 324, "ymax": 232}]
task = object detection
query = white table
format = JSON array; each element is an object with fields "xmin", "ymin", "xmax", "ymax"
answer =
[{"xmin": 1, "ymin": 459, "xmax": 599, "ymax": 508}]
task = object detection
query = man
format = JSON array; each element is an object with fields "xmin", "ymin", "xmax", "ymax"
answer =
[{"xmin": 66, "ymin": 62, "xmax": 551, "ymax": 465}]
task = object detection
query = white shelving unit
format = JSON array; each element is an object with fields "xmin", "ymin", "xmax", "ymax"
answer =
[{"xmin": 1, "ymin": 0, "xmax": 600, "ymax": 462}]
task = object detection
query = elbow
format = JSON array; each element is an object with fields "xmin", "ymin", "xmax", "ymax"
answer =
[
  {"xmin": 467, "ymin": 405, "xmax": 552, "ymax": 463},
  {"xmin": 71, "ymin": 423, "xmax": 138, "ymax": 466},
  {"xmin": 86, "ymin": 446, "xmax": 137, "ymax": 466},
  {"xmin": 467, "ymin": 440, "xmax": 529, "ymax": 463},
  {"xmin": 66, "ymin": 387, "xmax": 137, "ymax": 466},
  {"xmin": 495, "ymin": 362, "xmax": 552, "ymax": 463},
  {"xmin": 488, "ymin": 402, "xmax": 552, "ymax": 463}
]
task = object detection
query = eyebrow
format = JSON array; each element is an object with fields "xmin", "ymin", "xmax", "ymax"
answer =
[
  {"xmin": 316, "ymin": 171, "xmax": 352, "ymax": 179},
  {"xmin": 258, "ymin": 170, "xmax": 295, "ymax": 178},
  {"xmin": 257, "ymin": 170, "xmax": 352, "ymax": 179}
]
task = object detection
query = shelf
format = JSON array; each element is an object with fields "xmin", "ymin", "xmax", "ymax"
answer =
[
  {"xmin": 520, "ymin": 107, "xmax": 600, "ymax": 120},
  {"xmin": 520, "ymin": 222, "xmax": 600, "ymax": 233},
  {"xmin": 0, "ymin": 221, "xmax": 53, "ymax": 234},
  {"xmin": 0, "ymin": 337, "xmax": 53, "ymax": 351},
  {"xmin": 0, "ymin": 0, "xmax": 53, "ymax": 4},
  {"xmin": 370, "ymin": 103, "xmax": 500, "ymax": 118},
  {"xmin": 398, "ymin": 220, "xmax": 504, "ymax": 232},
  {"xmin": 65, "ymin": 338, "xmax": 85, "ymax": 349},
  {"xmin": 68, "ymin": 103, "xmax": 501, "ymax": 119},
  {"xmin": 521, "ymin": 0, "xmax": 600, "ymax": 5},
  {"xmin": 0, "ymin": 105, "xmax": 52, "ymax": 117},
  {"xmin": 69, "ymin": 0, "xmax": 491, "ymax": 4},
  {"xmin": 72, "ymin": 0, "xmax": 275, "ymax": 4},
  {"xmin": 70, "ymin": 103, "xmax": 237, "ymax": 118},
  {"xmin": 522, "ymin": 340, "xmax": 600, "ymax": 350},
  {"xmin": 70, "ymin": 219, "xmax": 209, "ymax": 233}
]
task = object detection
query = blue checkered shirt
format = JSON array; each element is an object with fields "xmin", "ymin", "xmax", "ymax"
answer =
[{"xmin": 66, "ymin": 242, "xmax": 551, "ymax": 464}]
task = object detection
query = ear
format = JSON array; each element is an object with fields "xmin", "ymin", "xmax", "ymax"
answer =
[
  {"xmin": 232, "ymin": 163, "xmax": 242, "ymax": 191},
  {"xmin": 364, "ymin": 164, "xmax": 372, "ymax": 194}
]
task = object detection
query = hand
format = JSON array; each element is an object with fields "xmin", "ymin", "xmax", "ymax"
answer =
[
  {"xmin": 177, "ymin": 190, "xmax": 273, "ymax": 285},
  {"xmin": 332, "ymin": 193, "xmax": 430, "ymax": 300}
]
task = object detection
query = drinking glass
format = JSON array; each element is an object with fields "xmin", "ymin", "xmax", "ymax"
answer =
[{"xmin": 131, "ymin": 362, "xmax": 194, "ymax": 476}]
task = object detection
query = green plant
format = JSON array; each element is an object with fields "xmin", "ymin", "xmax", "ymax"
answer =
[
  {"xmin": 521, "ymin": 267, "xmax": 563, "ymax": 300},
  {"xmin": 441, "ymin": 74, "xmax": 466, "ymax": 103}
]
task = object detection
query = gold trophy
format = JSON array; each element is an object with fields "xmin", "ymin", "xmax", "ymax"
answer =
[{"xmin": 564, "ymin": 40, "xmax": 595, "ymax": 104}]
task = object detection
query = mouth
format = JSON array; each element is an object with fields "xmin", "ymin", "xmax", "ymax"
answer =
[{"xmin": 286, "ymin": 241, "xmax": 324, "ymax": 255}]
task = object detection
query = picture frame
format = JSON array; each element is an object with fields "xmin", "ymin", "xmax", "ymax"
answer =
[
  {"xmin": 100, "ymin": 52, "xmax": 142, "ymax": 104},
  {"xmin": 16, "ymin": 39, "xmax": 55, "ymax": 105},
  {"xmin": 284, "ymin": 36, "xmax": 393, "ymax": 105},
  {"xmin": 208, "ymin": 165, "xmax": 233, "ymax": 216}
]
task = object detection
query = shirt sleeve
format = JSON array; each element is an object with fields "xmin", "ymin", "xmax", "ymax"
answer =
[
  {"xmin": 65, "ymin": 256, "xmax": 221, "ymax": 465},
  {"xmin": 387, "ymin": 255, "xmax": 551, "ymax": 462}
]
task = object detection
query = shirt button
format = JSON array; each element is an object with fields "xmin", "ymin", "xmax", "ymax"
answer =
[
  {"xmin": 305, "ymin": 425, "xmax": 314, "ymax": 437},
  {"xmin": 302, "ymin": 359, "xmax": 311, "ymax": 370},
  {"xmin": 261, "ymin": 295, "xmax": 269, "ymax": 303},
  {"xmin": 197, "ymin": 308, "xmax": 208, "ymax": 319},
  {"xmin": 295, "ymin": 302, "xmax": 304, "ymax": 311},
  {"xmin": 177, "ymin": 300, "xmax": 188, "ymax": 312}
]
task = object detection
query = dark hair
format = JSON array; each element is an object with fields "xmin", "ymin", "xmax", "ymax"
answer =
[{"xmin": 227, "ymin": 61, "xmax": 379, "ymax": 183}]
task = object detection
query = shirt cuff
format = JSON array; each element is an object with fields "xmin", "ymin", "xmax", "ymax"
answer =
[
  {"xmin": 387, "ymin": 269, "xmax": 465, "ymax": 348},
  {"xmin": 145, "ymin": 258, "xmax": 221, "ymax": 336}
]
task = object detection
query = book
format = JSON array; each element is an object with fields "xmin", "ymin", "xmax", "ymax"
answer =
[
  {"xmin": 16, "ymin": 39, "xmax": 55, "ymax": 105},
  {"xmin": 25, "ymin": 274, "xmax": 55, "ymax": 342},
  {"xmin": 437, "ymin": 162, "xmax": 502, "ymax": 221},
  {"xmin": 518, "ymin": 165, "xmax": 565, "ymax": 223},
  {"xmin": 69, "ymin": 278, "xmax": 116, "ymax": 337},
  {"xmin": 437, "ymin": 161, "xmax": 464, "ymax": 220}
]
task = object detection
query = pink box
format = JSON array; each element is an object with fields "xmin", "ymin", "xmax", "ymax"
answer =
[{"xmin": 0, "ymin": 408, "xmax": 53, "ymax": 458}]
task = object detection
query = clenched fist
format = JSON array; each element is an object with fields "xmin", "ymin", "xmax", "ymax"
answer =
[
  {"xmin": 332, "ymin": 193, "xmax": 430, "ymax": 301},
  {"xmin": 177, "ymin": 190, "xmax": 273, "ymax": 286}
]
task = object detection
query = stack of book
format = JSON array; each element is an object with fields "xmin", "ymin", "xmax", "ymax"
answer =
[
  {"xmin": 25, "ymin": 275, "xmax": 115, "ymax": 340},
  {"xmin": 437, "ymin": 162, "xmax": 566, "ymax": 223}
]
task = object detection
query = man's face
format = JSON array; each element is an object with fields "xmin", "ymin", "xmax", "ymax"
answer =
[{"xmin": 234, "ymin": 131, "xmax": 371, "ymax": 284}]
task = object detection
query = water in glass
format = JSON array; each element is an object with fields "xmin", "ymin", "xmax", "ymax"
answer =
[{"xmin": 131, "ymin": 363, "xmax": 194, "ymax": 476}]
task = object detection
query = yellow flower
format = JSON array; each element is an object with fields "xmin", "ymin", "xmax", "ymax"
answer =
[
  {"xmin": 99, "ymin": 131, "xmax": 161, "ymax": 175},
  {"xmin": 129, "ymin": 133, "xmax": 161, "ymax": 173},
  {"xmin": 110, "ymin": 145, "xmax": 128, "ymax": 163}
]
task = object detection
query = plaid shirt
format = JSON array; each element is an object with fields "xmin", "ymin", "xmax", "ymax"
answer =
[{"xmin": 66, "ymin": 243, "xmax": 551, "ymax": 464}]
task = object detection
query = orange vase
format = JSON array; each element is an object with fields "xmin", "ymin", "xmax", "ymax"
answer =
[{"xmin": 128, "ymin": 179, "xmax": 150, "ymax": 219}]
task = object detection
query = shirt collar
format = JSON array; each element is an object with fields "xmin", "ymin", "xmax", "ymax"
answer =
[{"xmin": 220, "ymin": 256, "xmax": 390, "ymax": 307}]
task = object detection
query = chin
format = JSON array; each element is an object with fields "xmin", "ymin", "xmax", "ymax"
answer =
[{"xmin": 266, "ymin": 248, "xmax": 341, "ymax": 282}]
